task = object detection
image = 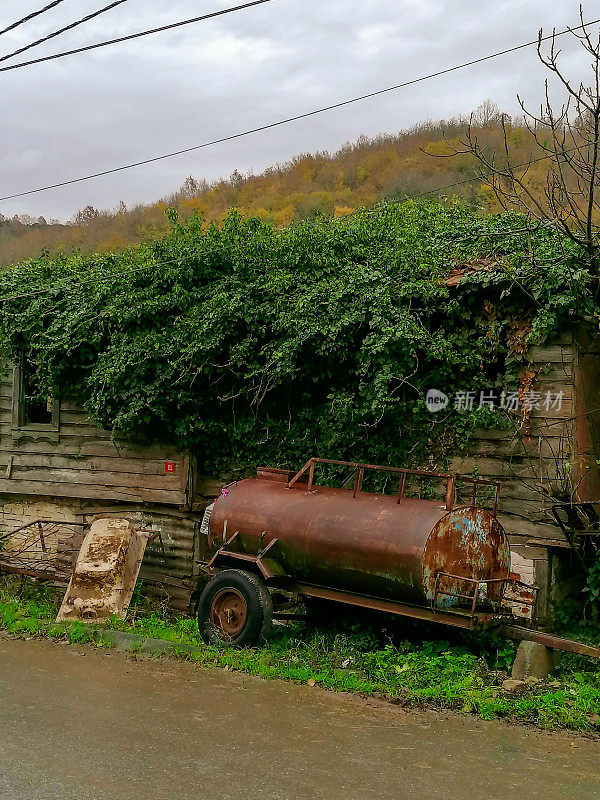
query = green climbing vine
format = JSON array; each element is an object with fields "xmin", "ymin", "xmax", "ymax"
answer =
[{"xmin": 0, "ymin": 200, "xmax": 594, "ymax": 482}]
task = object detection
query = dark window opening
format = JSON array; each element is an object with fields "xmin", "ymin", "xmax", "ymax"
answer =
[
  {"xmin": 22, "ymin": 354, "xmax": 53, "ymax": 425},
  {"xmin": 12, "ymin": 353, "xmax": 59, "ymax": 436}
]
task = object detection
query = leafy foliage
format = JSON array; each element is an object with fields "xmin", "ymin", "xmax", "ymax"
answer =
[
  {"xmin": 586, "ymin": 556, "xmax": 600, "ymax": 607},
  {"xmin": 0, "ymin": 201, "xmax": 592, "ymax": 478}
]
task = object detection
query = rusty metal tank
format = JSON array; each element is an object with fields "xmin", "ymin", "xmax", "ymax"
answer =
[{"xmin": 209, "ymin": 460, "xmax": 510, "ymax": 608}]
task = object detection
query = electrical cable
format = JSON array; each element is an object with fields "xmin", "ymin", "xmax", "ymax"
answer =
[
  {"xmin": 353, "ymin": 134, "xmax": 600, "ymax": 218},
  {"xmin": 0, "ymin": 0, "xmax": 69, "ymax": 37},
  {"xmin": 0, "ymin": 15, "xmax": 598, "ymax": 202},
  {"xmin": 0, "ymin": 0, "xmax": 131, "ymax": 64},
  {"xmin": 0, "ymin": 0, "xmax": 275, "ymax": 72},
  {"xmin": 0, "ymin": 260, "xmax": 170, "ymax": 303}
]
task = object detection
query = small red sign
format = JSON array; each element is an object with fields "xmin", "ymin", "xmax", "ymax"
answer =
[{"xmin": 165, "ymin": 461, "xmax": 176, "ymax": 474}]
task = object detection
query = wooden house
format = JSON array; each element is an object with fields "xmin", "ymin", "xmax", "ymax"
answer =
[{"xmin": 0, "ymin": 324, "xmax": 598, "ymax": 620}]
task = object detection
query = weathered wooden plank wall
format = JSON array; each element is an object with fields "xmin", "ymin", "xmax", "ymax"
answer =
[
  {"xmin": 451, "ymin": 335, "xmax": 577, "ymax": 548},
  {"xmin": 0, "ymin": 363, "xmax": 191, "ymax": 507}
]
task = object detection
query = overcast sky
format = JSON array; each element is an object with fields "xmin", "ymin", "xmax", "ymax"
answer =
[{"xmin": 0, "ymin": 0, "xmax": 596, "ymax": 221}]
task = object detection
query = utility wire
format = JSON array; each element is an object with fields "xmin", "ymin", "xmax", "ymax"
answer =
[
  {"xmin": 369, "ymin": 152, "xmax": 564, "ymax": 207},
  {"xmin": 0, "ymin": 260, "xmax": 169, "ymax": 303},
  {"xmin": 0, "ymin": 0, "xmax": 131, "ymax": 64},
  {"xmin": 379, "ymin": 133, "xmax": 600, "ymax": 207},
  {"xmin": 0, "ymin": 0, "xmax": 275, "ymax": 73},
  {"xmin": 0, "ymin": 15, "xmax": 599, "ymax": 202},
  {"xmin": 2, "ymin": 6, "xmax": 597, "ymax": 75},
  {"xmin": 1, "ymin": 139, "xmax": 597, "ymax": 305},
  {"xmin": 0, "ymin": 0, "xmax": 69, "ymax": 37}
]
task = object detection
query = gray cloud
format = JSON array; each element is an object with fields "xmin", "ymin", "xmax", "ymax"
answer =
[{"xmin": 0, "ymin": 0, "xmax": 594, "ymax": 219}]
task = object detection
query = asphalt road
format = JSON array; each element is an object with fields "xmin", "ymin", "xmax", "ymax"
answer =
[{"xmin": 0, "ymin": 635, "xmax": 598, "ymax": 800}]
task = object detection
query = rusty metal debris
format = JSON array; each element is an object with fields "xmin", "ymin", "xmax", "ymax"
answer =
[
  {"xmin": 549, "ymin": 501, "xmax": 600, "ymax": 614},
  {"xmin": 0, "ymin": 519, "xmax": 87, "ymax": 582},
  {"xmin": 552, "ymin": 500, "xmax": 600, "ymax": 550},
  {"xmin": 444, "ymin": 257, "xmax": 502, "ymax": 287},
  {"xmin": 0, "ymin": 517, "xmax": 165, "ymax": 623}
]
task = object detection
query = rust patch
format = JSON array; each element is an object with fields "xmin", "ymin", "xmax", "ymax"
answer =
[{"xmin": 422, "ymin": 507, "xmax": 510, "ymax": 607}]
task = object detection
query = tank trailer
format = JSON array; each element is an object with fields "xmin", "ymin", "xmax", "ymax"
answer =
[{"xmin": 197, "ymin": 458, "xmax": 600, "ymax": 661}]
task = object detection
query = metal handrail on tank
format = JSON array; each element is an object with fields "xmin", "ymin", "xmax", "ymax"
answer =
[
  {"xmin": 287, "ymin": 457, "xmax": 500, "ymax": 514},
  {"xmin": 433, "ymin": 571, "xmax": 539, "ymax": 619}
]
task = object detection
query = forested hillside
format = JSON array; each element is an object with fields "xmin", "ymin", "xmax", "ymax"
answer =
[{"xmin": 0, "ymin": 103, "xmax": 546, "ymax": 265}]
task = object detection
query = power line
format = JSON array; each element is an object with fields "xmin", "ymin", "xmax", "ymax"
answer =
[
  {"xmin": 0, "ymin": 137, "xmax": 587, "ymax": 305},
  {"xmin": 0, "ymin": 0, "xmax": 275, "ymax": 73},
  {"xmin": 0, "ymin": 15, "xmax": 598, "ymax": 203},
  {"xmin": 0, "ymin": 0, "xmax": 131, "ymax": 64},
  {"xmin": 374, "ymin": 154, "xmax": 558, "ymax": 205},
  {"xmin": 1, "ymin": 10, "xmax": 598, "ymax": 75},
  {"xmin": 0, "ymin": 0, "xmax": 69, "ymax": 37},
  {"xmin": 397, "ymin": 137, "xmax": 600, "ymax": 202},
  {"xmin": 0, "ymin": 260, "xmax": 166, "ymax": 303},
  {"xmin": 1, "ymin": 140, "xmax": 598, "ymax": 304},
  {"xmin": 343, "ymin": 137, "xmax": 600, "ymax": 223}
]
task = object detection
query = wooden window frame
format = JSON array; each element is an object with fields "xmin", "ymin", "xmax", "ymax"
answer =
[{"xmin": 11, "ymin": 355, "xmax": 60, "ymax": 443}]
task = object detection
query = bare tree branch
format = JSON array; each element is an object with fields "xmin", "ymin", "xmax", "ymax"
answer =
[{"xmin": 439, "ymin": 9, "xmax": 600, "ymax": 277}]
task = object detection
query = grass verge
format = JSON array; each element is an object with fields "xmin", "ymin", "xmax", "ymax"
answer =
[{"xmin": 1, "ymin": 576, "xmax": 600, "ymax": 733}]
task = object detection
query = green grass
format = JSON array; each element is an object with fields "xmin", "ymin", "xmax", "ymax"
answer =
[{"xmin": 1, "ymin": 576, "xmax": 599, "ymax": 733}]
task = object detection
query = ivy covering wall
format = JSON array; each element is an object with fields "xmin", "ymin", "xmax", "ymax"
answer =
[{"xmin": 0, "ymin": 201, "xmax": 593, "ymax": 479}]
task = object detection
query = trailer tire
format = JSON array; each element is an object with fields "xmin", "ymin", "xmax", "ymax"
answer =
[{"xmin": 198, "ymin": 569, "xmax": 273, "ymax": 647}]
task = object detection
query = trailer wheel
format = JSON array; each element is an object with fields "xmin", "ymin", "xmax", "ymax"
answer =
[{"xmin": 198, "ymin": 569, "xmax": 273, "ymax": 647}]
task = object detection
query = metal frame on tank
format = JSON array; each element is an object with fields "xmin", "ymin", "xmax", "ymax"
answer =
[{"xmin": 287, "ymin": 457, "xmax": 500, "ymax": 515}]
